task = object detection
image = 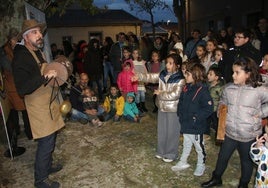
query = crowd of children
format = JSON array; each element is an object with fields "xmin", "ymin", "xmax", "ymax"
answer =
[{"xmin": 62, "ymin": 27, "xmax": 268, "ymax": 187}]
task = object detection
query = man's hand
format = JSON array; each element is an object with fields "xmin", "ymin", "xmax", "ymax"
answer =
[
  {"xmin": 85, "ymin": 109, "xmax": 97, "ymax": 116},
  {"xmin": 45, "ymin": 70, "xmax": 57, "ymax": 79}
]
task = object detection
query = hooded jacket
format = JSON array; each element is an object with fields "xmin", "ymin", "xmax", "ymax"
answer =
[
  {"xmin": 123, "ymin": 92, "xmax": 139, "ymax": 118},
  {"xmin": 117, "ymin": 62, "xmax": 137, "ymax": 93},
  {"xmin": 103, "ymin": 92, "xmax": 125, "ymax": 116}
]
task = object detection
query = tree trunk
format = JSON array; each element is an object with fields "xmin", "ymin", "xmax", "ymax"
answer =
[
  {"xmin": 0, "ymin": 0, "xmax": 25, "ymax": 45},
  {"xmin": 149, "ymin": 11, "xmax": 156, "ymax": 39},
  {"xmin": 173, "ymin": 0, "xmax": 185, "ymax": 41}
]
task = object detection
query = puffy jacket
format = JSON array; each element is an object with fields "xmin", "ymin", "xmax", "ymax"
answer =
[
  {"xmin": 138, "ymin": 70, "xmax": 185, "ymax": 112},
  {"xmin": 123, "ymin": 92, "xmax": 139, "ymax": 117},
  {"xmin": 117, "ymin": 68, "xmax": 137, "ymax": 94},
  {"xmin": 178, "ymin": 83, "xmax": 213, "ymax": 134},
  {"xmin": 220, "ymin": 83, "xmax": 268, "ymax": 142},
  {"xmin": 103, "ymin": 94, "xmax": 125, "ymax": 116}
]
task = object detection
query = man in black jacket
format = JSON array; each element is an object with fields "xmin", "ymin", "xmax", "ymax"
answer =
[
  {"xmin": 109, "ymin": 32, "xmax": 127, "ymax": 83},
  {"xmin": 256, "ymin": 17, "xmax": 268, "ymax": 57},
  {"xmin": 218, "ymin": 28, "xmax": 262, "ymax": 83}
]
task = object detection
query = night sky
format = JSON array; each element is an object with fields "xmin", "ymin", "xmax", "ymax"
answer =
[{"xmin": 93, "ymin": 0, "xmax": 177, "ymax": 22}]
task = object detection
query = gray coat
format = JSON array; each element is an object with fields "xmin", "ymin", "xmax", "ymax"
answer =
[{"xmin": 220, "ymin": 83, "xmax": 268, "ymax": 142}]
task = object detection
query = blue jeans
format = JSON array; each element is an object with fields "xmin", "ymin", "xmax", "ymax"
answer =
[
  {"xmin": 70, "ymin": 108, "xmax": 89, "ymax": 121},
  {"xmin": 135, "ymin": 90, "xmax": 145, "ymax": 103},
  {"xmin": 98, "ymin": 106, "xmax": 105, "ymax": 115},
  {"xmin": 103, "ymin": 61, "xmax": 114, "ymax": 88},
  {"xmin": 34, "ymin": 132, "xmax": 57, "ymax": 184},
  {"xmin": 71, "ymin": 107, "xmax": 104, "ymax": 121},
  {"xmin": 104, "ymin": 111, "xmax": 121, "ymax": 122},
  {"xmin": 123, "ymin": 114, "xmax": 136, "ymax": 122}
]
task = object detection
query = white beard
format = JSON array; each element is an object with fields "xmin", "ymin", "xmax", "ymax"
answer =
[{"xmin": 35, "ymin": 39, "xmax": 44, "ymax": 49}]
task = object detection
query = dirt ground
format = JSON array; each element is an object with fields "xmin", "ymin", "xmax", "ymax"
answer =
[{"xmin": 0, "ymin": 93, "xmax": 255, "ymax": 188}]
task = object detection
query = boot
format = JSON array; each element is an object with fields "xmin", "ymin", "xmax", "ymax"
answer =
[
  {"xmin": 201, "ymin": 175, "xmax": 222, "ymax": 187},
  {"xmin": 4, "ymin": 146, "xmax": 26, "ymax": 158},
  {"xmin": 22, "ymin": 110, "xmax": 33, "ymax": 140},
  {"xmin": 9, "ymin": 109, "xmax": 20, "ymax": 135},
  {"xmin": 4, "ymin": 129, "xmax": 25, "ymax": 158},
  {"xmin": 141, "ymin": 102, "xmax": 148, "ymax": 112}
]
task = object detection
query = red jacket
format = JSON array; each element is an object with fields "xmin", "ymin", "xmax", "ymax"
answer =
[{"xmin": 117, "ymin": 69, "xmax": 137, "ymax": 94}]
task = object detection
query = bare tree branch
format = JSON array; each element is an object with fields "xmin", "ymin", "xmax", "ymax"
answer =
[{"xmin": 125, "ymin": 0, "xmax": 168, "ymax": 38}]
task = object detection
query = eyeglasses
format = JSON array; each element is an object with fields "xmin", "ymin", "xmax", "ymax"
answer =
[{"xmin": 234, "ymin": 36, "xmax": 245, "ymax": 39}]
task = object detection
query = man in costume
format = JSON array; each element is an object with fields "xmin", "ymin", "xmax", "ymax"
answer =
[{"xmin": 12, "ymin": 19, "xmax": 64, "ymax": 188}]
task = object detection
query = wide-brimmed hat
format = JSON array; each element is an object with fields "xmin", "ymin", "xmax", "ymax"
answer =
[{"xmin": 18, "ymin": 19, "xmax": 46, "ymax": 39}]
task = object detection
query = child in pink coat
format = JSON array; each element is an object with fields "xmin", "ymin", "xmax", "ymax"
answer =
[{"xmin": 117, "ymin": 60, "xmax": 137, "ymax": 99}]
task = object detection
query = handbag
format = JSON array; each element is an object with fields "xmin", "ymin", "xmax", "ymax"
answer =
[{"xmin": 217, "ymin": 105, "xmax": 227, "ymax": 141}]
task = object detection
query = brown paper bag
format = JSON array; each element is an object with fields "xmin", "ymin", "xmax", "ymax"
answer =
[{"xmin": 217, "ymin": 105, "xmax": 228, "ymax": 141}]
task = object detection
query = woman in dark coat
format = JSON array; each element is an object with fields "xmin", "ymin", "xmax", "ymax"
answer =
[
  {"xmin": 84, "ymin": 38, "xmax": 104, "ymax": 100},
  {"xmin": 101, "ymin": 36, "xmax": 114, "ymax": 93}
]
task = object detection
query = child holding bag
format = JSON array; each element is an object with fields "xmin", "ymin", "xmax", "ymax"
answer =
[{"xmin": 202, "ymin": 57, "xmax": 268, "ymax": 187}]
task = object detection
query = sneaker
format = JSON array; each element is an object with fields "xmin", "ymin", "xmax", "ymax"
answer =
[
  {"xmin": 194, "ymin": 164, "xmax": 205, "ymax": 176},
  {"xmin": 35, "ymin": 178, "xmax": 60, "ymax": 188},
  {"xmin": 97, "ymin": 121, "xmax": 103, "ymax": 127},
  {"xmin": 79, "ymin": 118, "xmax": 88, "ymax": 125},
  {"xmin": 204, "ymin": 135, "xmax": 211, "ymax": 141},
  {"xmin": 91, "ymin": 119, "xmax": 98, "ymax": 126},
  {"xmin": 155, "ymin": 154, "xmax": 162, "ymax": 159},
  {"xmin": 162, "ymin": 158, "xmax": 174, "ymax": 163},
  {"xmin": 48, "ymin": 163, "xmax": 63, "ymax": 174},
  {"xmin": 171, "ymin": 161, "xmax": 190, "ymax": 171}
]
